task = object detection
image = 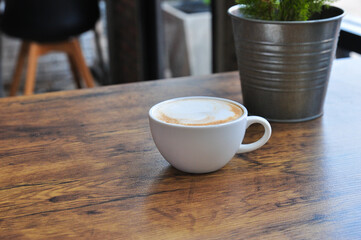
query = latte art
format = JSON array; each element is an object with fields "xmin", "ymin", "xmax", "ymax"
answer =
[{"xmin": 152, "ymin": 98, "xmax": 243, "ymax": 126}]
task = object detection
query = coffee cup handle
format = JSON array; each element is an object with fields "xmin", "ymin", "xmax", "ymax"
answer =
[{"xmin": 237, "ymin": 116, "xmax": 272, "ymax": 154}]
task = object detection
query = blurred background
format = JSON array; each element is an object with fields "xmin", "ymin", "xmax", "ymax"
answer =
[{"xmin": 0, "ymin": 0, "xmax": 359, "ymax": 96}]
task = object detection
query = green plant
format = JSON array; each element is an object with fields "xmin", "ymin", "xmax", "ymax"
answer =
[
  {"xmin": 235, "ymin": 0, "xmax": 337, "ymax": 21},
  {"xmin": 203, "ymin": 0, "xmax": 211, "ymax": 5}
]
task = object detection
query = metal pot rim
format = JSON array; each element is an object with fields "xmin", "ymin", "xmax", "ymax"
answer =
[{"xmin": 228, "ymin": 5, "xmax": 345, "ymax": 25}]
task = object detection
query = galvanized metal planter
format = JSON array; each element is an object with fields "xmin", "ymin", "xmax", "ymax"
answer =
[{"xmin": 228, "ymin": 5, "xmax": 344, "ymax": 122}]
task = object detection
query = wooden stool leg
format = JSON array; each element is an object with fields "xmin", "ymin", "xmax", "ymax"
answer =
[
  {"xmin": 93, "ymin": 28, "xmax": 108, "ymax": 82},
  {"xmin": 67, "ymin": 54, "xmax": 82, "ymax": 89},
  {"xmin": 24, "ymin": 43, "xmax": 40, "ymax": 96},
  {"xmin": 10, "ymin": 42, "xmax": 29, "ymax": 96},
  {"xmin": 70, "ymin": 39, "xmax": 95, "ymax": 88}
]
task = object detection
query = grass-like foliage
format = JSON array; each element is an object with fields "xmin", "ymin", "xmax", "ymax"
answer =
[{"xmin": 235, "ymin": 0, "xmax": 337, "ymax": 21}]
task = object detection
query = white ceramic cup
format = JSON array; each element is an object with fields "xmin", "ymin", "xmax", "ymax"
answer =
[{"xmin": 148, "ymin": 96, "xmax": 272, "ymax": 173}]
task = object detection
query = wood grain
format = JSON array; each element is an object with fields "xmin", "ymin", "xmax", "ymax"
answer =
[{"xmin": 0, "ymin": 58, "xmax": 361, "ymax": 239}]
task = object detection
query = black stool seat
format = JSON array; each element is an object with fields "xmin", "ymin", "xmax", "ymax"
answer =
[
  {"xmin": 2, "ymin": 0, "xmax": 100, "ymax": 96},
  {"xmin": 2, "ymin": 0, "xmax": 99, "ymax": 42}
]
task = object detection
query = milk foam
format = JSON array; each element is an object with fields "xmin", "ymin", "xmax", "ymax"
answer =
[{"xmin": 152, "ymin": 98, "xmax": 243, "ymax": 126}]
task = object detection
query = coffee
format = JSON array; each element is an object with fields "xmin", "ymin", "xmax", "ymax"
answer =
[
  {"xmin": 149, "ymin": 96, "xmax": 271, "ymax": 173},
  {"xmin": 151, "ymin": 97, "xmax": 243, "ymax": 126}
]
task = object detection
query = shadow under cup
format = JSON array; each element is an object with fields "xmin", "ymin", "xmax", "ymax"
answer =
[{"xmin": 148, "ymin": 96, "xmax": 271, "ymax": 174}]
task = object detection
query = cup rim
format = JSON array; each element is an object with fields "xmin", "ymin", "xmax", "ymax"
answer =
[{"xmin": 148, "ymin": 96, "xmax": 248, "ymax": 128}]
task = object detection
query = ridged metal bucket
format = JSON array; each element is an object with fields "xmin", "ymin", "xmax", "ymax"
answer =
[{"xmin": 228, "ymin": 5, "xmax": 344, "ymax": 122}]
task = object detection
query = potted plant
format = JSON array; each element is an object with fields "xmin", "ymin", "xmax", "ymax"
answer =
[{"xmin": 228, "ymin": 0, "xmax": 344, "ymax": 122}]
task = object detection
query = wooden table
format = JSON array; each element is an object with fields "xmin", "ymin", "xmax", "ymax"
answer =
[{"xmin": 1, "ymin": 58, "xmax": 361, "ymax": 239}]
